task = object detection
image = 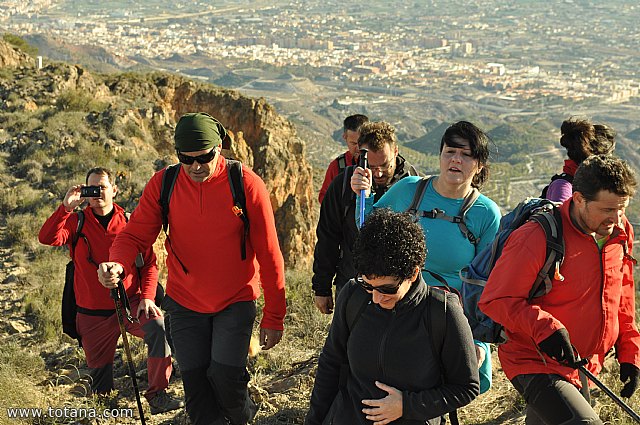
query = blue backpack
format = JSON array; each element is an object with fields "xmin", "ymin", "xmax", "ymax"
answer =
[{"xmin": 459, "ymin": 198, "xmax": 564, "ymax": 344}]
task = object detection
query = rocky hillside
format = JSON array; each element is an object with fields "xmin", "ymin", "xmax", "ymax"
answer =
[{"xmin": 0, "ymin": 39, "xmax": 316, "ymax": 268}]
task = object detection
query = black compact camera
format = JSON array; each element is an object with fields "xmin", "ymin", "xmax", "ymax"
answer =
[{"xmin": 80, "ymin": 186, "xmax": 101, "ymax": 198}]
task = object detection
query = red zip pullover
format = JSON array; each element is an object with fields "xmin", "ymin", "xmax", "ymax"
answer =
[
  {"xmin": 479, "ymin": 200, "xmax": 640, "ymax": 387},
  {"xmin": 38, "ymin": 203, "xmax": 158, "ymax": 310},
  {"xmin": 109, "ymin": 157, "xmax": 286, "ymax": 330}
]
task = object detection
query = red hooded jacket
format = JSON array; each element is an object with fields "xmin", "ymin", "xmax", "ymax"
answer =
[
  {"xmin": 479, "ymin": 200, "xmax": 640, "ymax": 387},
  {"xmin": 39, "ymin": 203, "xmax": 158, "ymax": 310},
  {"xmin": 109, "ymin": 157, "xmax": 286, "ymax": 330}
]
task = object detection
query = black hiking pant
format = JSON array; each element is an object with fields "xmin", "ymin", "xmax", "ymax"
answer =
[
  {"xmin": 163, "ymin": 296, "xmax": 257, "ymax": 425},
  {"xmin": 512, "ymin": 373, "xmax": 602, "ymax": 425}
]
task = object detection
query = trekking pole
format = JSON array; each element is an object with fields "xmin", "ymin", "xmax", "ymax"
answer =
[
  {"xmin": 577, "ymin": 364, "xmax": 640, "ymax": 423},
  {"xmin": 111, "ymin": 281, "xmax": 147, "ymax": 425},
  {"xmin": 358, "ymin": 148, "xmax": 368, "ymax": 229}
]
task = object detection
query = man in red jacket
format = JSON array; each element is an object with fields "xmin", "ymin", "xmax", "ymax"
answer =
[
  {"xmin": 318, "ymin": 114, "xmax": 369, "ymax": 204},
  {"xmin": 479, "ymin": 155, "xmax": 640, "ymax": 424},
  {"xmin": 98, "ymin": 112, "xmax": 286, "ymax": 425},
  {"xmin": 38, "ymin": 167, "xmax": 182, "ymax": 414}
]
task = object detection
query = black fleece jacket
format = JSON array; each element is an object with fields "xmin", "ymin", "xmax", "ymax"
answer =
[
  {"xmin": 312, "ymin": 155, "xmax": 419, "ymax": 297},
  {"xmin": 306, "ymin": 277, "xmax": 480, "ymax": 425}
]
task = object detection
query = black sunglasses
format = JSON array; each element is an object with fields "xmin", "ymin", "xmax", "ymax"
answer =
[
  {"xmin": 177, "ymin": 149, "xmax": 216, "ymax": 165},
  {"xmin": 356, "ymin": 276, "xmax": 404, "ymax": 295}
]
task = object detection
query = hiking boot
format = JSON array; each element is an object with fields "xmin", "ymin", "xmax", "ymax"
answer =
[{"xmin": 148, "ymin": 390, "xmax": 184, "ymax": 414}]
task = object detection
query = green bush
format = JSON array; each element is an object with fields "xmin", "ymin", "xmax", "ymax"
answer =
[
  {"xmin": 42, "ymin": 110, "xmax": 92, "ymax": 141},
  {"xmin": 2, "ymin": 33, "xmax": 38, "ymax": 56},
  {"xmin": 56, "ymin": 89, "xmax": 108, "ymax": 113},
  {"xmin": 0, "ymin": 111, "xmax": 42, "ymax": 134},
  {"xmin": 6, "ymin": 211, "xmax": 44, "ymax": 252}
]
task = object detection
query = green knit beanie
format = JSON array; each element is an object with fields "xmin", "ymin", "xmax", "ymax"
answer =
[{"xmin": 174, "ymin": 112, "xmax": 227, "ymax": 152}]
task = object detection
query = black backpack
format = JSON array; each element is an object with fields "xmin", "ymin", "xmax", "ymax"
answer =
[
  {"xmin": 407, "ymin": 176, "xmax": 480, "ymax": 246},
  {"xmin": 61, "ymin": 211, "xmax": 161, "ymax": 343},
  {"xmin": 61, "ymin": 211, "xmax": 86, "ymax": 341},
  {"xmin": 158, "ymin": 159, "xmax": 248, "ymax": 272}
]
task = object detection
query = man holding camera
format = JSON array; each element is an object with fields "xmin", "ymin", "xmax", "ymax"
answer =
[
  {"xmin": 38, "ymin": 167, "xmax": 182, "ymax": 414},
  {"xmin": 312, "ymin": 121, "xmax": 419, "ymax": 314}
]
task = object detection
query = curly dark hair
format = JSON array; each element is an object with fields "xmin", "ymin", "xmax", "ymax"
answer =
[
  {"xmin": 440, "ymin": 121, "xmax": 491, "ymax": 189},
  {"xmin": 357, "ymin": 121, "xmax": 397, "ymax": 151},
  {"xmin": 353, "ymin": 209, "xmax": 426, "ymax": 280},
  {"xmin": 573, "ymin": 155, "xmax": 636, "ymax": 201},
  {"xmin": 560, "ymin": 118, "xmax": 616, "ymax": 164}
]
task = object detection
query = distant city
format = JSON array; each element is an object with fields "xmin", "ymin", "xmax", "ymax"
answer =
[{"xmin": 2, "ymin": 0, "xmax": 640, "ymax": 105}]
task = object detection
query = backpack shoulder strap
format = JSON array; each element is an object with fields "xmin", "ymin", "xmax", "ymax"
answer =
[
  {"xmin": 407, "ymin": 176, "xmax": 433, "ymax": 215},
  {"xmin": 527, "ymin": 205, "xmax": 564, "ymax": 302},
  {"xmin": 456, "ymin": 188, "xmax": 481, "ymax": 245},
  {"xmin": 340, "ymin": 281, "xmax": 371, "ymax": 390},
  {"xmin": 337, "ymin": 153, "xmax": 347, "ymax": 172},
  {"xmin": 459, "ymin": 188, "xmax": 480, "ymax": 218},
  {"xmin": 70, "ymin": 210, "xmax": 85, "ymax": 252},
  {"xmin": 341, "ymin": 165, "xmax": 356, "ymax": 220},
  {"xmin": 425, "ymin": 285, "xmax": 447, "ymax": 358},
  {"xmin": 407, "ymin": 177, "xmax": 479, "ymax": 245},
  {"xmin": 226, "ymin": 159, "xmax": 250, "ymax": 261},
  {"xmin": 159, "ymin": 164, "xmax": 181, "ymax": 235},
  {"xmin": 424, "ymin": 286, "xmax": 460, "ymax": 425}
]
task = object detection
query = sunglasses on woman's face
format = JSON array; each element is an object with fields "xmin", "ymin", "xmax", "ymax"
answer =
[
  {"xmin": 356, "ymin": 276, "xmax": 403, "ymax": 295},
  {"xmin": 177, "ymin": 149, "xmax": 216, "ymax": 165}
]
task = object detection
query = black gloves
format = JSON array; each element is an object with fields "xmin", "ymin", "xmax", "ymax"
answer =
[
  {"xmin": 620, "ymin": 363, "xmax": 640, "ymax": 398},
  {"xmin": 538, "ymin": 328, "xmax": 577, "ymax": 366}
]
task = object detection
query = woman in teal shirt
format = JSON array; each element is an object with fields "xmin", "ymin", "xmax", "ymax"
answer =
[{"xmin": 352, "ymin": 121, "xmax": 500, "ymax": 394}]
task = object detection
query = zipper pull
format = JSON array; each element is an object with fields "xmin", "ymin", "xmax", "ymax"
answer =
[{"xmin": 554, "ymin": 261, "xmax": 564, "ymax": 281}]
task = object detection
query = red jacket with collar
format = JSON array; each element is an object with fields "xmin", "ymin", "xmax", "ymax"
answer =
[
  {"xmin": 318, "ymin": 150, "xmax": 356, "ymax": 204},
  {"xmin": 38, "ymin": 203, "xmax": 158, "ymax": 310},
  {"xmin": 109, "ymin": 157, "xmax": 286, "ymax": 330},
  {"xmin": 479, "ymin": 200, "xmax": 640, "ymax": 387}
]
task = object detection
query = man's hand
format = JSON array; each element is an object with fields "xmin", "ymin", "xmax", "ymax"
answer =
[
  {"xmin": 351, "ymin": 167, "xmax": 372, "ymax": 198},
  {"xmin": 620, "ymin": 363, "xmax": 640, "ymax": 398},
  {"xmin": 63, "ymin": 185, "xmax": 85, "ymax": 212},
  {"xmin": 97, "ymin": 262, "xmax": 124, "ymax": 289},
  {"xmin": 538, "ymin": 328, "xmax": 577, "ymax": 366},
  {"xmin": 314, "ymin": 295, "xmax": 334, "ymax": 314},
  {"xmin": 361, "ymin": 381, "xmax": 403, "ymax": 425},
  {"xmin": 259, "ymin": 328, "xmax": 283, "ymax": 350},
  {"xmin": 137, "ymin": 298, "xmax": 162, "ymax": 320}
]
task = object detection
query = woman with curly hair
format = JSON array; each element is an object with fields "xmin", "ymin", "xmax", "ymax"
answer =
[
  {"xmin": 543, "ymin": 118, "xmax": 616, "ymax": 202},
  {"xmin": 306, "ymin": 209, "xmax": 479, "ymax": 425}
]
